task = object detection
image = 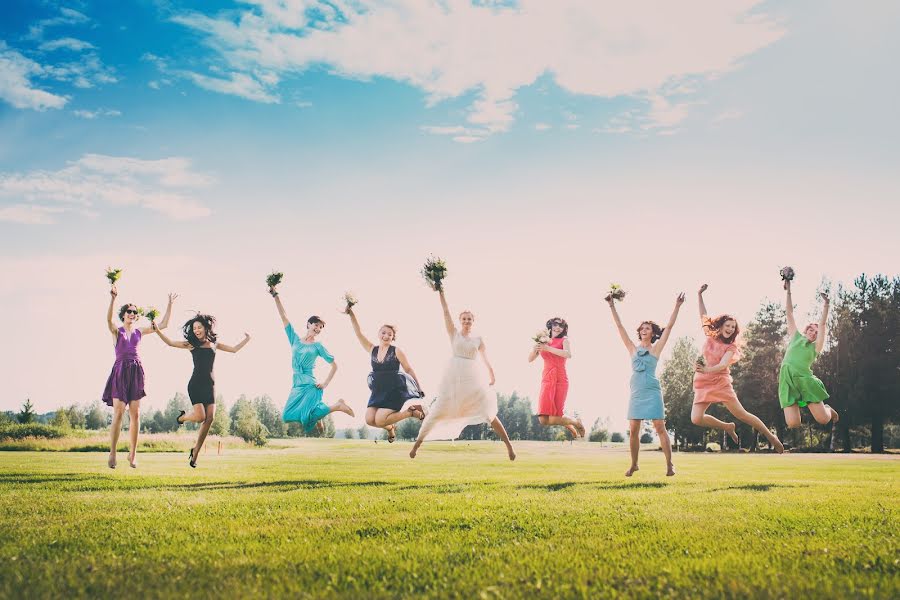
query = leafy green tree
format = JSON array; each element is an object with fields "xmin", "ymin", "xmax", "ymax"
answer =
[
  {"xmin": 50, "ymin": 410, "xmax": 72, "ymax": 430},
  {"xmin": 589, "ymin": 417, "xmax": 610, "ymax": 443},
  {"xmin": 232, "ymin": 399, "xmax": 268, "ymax": 446},
  {"xmin": 85, "ymin": 401, "xmax": 107, "ymax": 430},
  {"xmin": 395, "ymin": 417, "xmax": 421, "ymax": 441},
  {"xmin": 18, "ymin": 399, "xmax": 36, "ymax": 424},
  {"xmin": 357, "ymin": 425, "xmax": 370, "ymax": 440},
  {"xmin": 253, "ymin": 394, "xmax": 285, "ymax": 437},
  {"xmin": 209, "ymin": 396, "xmax": 231, "ymax": 436},
  {"xmin": 660, "ymin": 337, "xmax": 702, "ymax": 450},
  {"xmin": 163, "ymin": 393, "xmax": 191, "ymax": 432}
]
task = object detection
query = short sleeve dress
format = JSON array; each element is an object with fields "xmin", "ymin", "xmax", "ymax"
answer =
[
  {"xmin": 282, "ymin": 323, "xmax": 335, "ymax": 431},
  {"xmin": 778, "ymin": 331, "xmax": 829, "ymax": 408}
]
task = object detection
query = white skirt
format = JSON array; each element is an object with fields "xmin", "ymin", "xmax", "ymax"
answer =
[{"xmin": 419, "ymin": 356, "xmax": 497, "ymax": 441}]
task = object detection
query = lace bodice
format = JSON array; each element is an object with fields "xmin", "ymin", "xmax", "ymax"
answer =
[{"xmin": 452, "ymin": 332, "xmax": 481, "ymax": 360}]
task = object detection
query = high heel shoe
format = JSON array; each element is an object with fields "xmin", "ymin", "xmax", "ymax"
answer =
[
  {"xmin": 188, "ymin": 448, "xmax": 197, "ymax": 468},
  {"xmin": 176, "ymin": 410, "xmax": 186, "ymax": 425}
]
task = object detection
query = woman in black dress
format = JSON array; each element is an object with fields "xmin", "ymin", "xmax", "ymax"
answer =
[
  {"xmin": 344, "ymin": 305, "xmax": 425, "ymax": 442},
  {"xmin": 154, "ymin": 314, "xmax": 250, "ymax": 467}
]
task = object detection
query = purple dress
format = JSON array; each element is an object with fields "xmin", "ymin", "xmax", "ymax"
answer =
[{"xmin": 102, "ymin": 327, "xmax": 147, "ymax": 405}]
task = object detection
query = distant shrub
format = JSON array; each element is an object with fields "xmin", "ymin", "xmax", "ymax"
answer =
[
  {"xmin": 0, "ymin": 423, "xmax": 67, "ymax": 440},
  {"xmin": 640, "ymin": 433, "xmax": 653, "ymax": 444},
  {"xmin": 610, "ymin": 432, "xmax": 625, "ymax": 443}
]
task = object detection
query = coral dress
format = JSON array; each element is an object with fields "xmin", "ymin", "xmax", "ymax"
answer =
[
  {"xmin": 537, "ymin": 337, "xmax": 569, "ymax": 417},
  {"xmin": 778, "ymin": 331, "xmax": 829, "ymax": 409},
  {"xmin": 281, "ymin": 323, "xmax": 334, "ymax": 431},
  {"xmin": 416, "ymin": 332, "xmax": 497, "ymax": 441},
  {"xmin": 692, "ymin": 337, "xmax": 739, "ymax": 405}
]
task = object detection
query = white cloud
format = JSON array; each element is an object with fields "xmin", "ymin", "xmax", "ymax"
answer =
[
  {"xmin": 38, "ymin": 38, "xmax": 95, "ymax": 52},
  {"xmin": 179, "ymin": 70, "xmax": 280, "ymax": 103},
  {"xmin": 0, "ymin": 42, "xmax": 69, "ymax": 110},
  {"xmin": 72, "ymin": 108, "xmax": 121, "ymax": 119},
  {"xmin": 27, "ymin": 7, "xmax": 90, "ymax": 40},
  {"xmin": 0, "ymin": 154, "xmax": 214, "ymax": 223},
  {"xmin": 712, "ymin": 108, "xmax": 745, "ymax": 123},
  {"xmin": 41, "ymin": 52, "xmax": 117, "ymax": 89},
  {"xmin": 172, "ymin": 0, "xmax": 785, "ymax": 138}
]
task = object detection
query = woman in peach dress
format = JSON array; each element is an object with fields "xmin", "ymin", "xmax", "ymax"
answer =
[{"xmin": 692, "ymin": 284, "xmax": 784, "ymax": 452}]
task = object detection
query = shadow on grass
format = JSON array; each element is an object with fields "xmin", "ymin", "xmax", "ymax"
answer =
[
  {"xmin": 715, "ymin": 483, "xmax": 796, "ymax": 492},
  {"xmin": 518, "ymin": 481, "xmax": 667, "ymax": 492}
]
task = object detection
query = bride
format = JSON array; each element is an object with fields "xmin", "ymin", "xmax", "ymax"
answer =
[{"xmin": 409, "ymin": 286, "xmax": 516, "ymax": 461}]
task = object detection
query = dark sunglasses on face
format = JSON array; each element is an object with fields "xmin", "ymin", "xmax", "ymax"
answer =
[{"xmin": 125, "ymin": 309, "xmax": 139, "ymax": 315}]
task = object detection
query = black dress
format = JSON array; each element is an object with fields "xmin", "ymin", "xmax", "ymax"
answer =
[
  {"xmin": 188, "ymin": 346, "xmax": 216, "ymax": 405},
  {"xmin": 367, "ymin": 345, "xmax": 422, "ymax": 411}
]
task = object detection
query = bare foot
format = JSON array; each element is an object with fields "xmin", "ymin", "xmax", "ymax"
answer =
[
  {"xmin": 409, "ymin": 441, "xmax": 421, "ymax": 459},
  {"xmin": 386, "ymin": 425, "xmax": 396, "ymax": 443},
  {"xmin": 337, "ymin": 399, "xmax": 355, "ymax": 418},
  {"xmin": 666, "ymin": 464, "xmax": 675, "ymax": 477},
  {"xmin": 574, "ymin": 417, "xmax": 586, "ymax": 438},
  {"xmin": 726, "ymin": 423, "xmax": 739, "ymax": 447},
  {"xmin": 128, "ymin": 453, "xmax": 137, "ymax": 469},
  {"xmin": 507, "ymin": 447, "xmax": 516, "ymax": 461},
  {"xmin": 565, "ymin": 424, "xmax": 578, "ymax": 439},
  {"xmin": 107, "ymin": 453, "xmax": 117, "ymax": 469},
  {"xmin": 625, "ymin": 464, "xmax": 639, "ymax": 477},
  {"xmin": 772, "ymin": 437, "xmax": 785, "ymax": 454}
]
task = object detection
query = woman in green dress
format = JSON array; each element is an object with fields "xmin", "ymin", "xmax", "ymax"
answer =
[{"xmin": 780, "ymin": 279, "xmax": 838, "ymax": 428}]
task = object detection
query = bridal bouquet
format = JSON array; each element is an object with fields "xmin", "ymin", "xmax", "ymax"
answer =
[
  {"xmin": 105, "ymin": 267, "xmax": 122, "ymax": 286},
  {"xmin": 532, "ymin": 329, "xmax": 550, "ymax": 345},
  {"xmin": 421, "ymin": 256, "xmax": 448, "ymax": 291},
  {"xmin": 608, "ymin": 283, "xmax": 627, "ymax": 302},
  {"xmin": 143, "ymin": 306, "xmax": 159, "ymax": 323},
  {"xmin": 342, "ymin": 291, "xmax": 358, "ymax": 311},
  {"xmin": 696, "ymin": 355, "xmax": 706, "ymax": 367},
  {"xmin": 780, "ymin": 266, "xmax": 795, "ymax": 282},
  {"xmin": 266, "ymin": 270, "xmax": 284, "ymax": 290}
]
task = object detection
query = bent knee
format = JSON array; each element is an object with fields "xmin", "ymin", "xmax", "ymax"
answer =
[
  {"xmin": 690, "ymin": 414, "xmax": 704, "ymax": 426},
  {"xmin": 537, "ymin": 415, "xmax": 549, "ymax": 426},
  {"xmin": 365, "ymin": 416, "xmax": 377, "ymax": 427}
]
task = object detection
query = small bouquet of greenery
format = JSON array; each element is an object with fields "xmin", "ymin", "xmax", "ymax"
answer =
[
  {"xmin": 105, "ymin": 267, "xmax": 122, "ymax": 286},
  {"xmin": 342, "ymin": 291, "xmax": 358, "ymax": 312},
  {"xmin": 266, "ymin": 270, "xmax": 284, "ymax": 290},
  {"xmin": 532, "ymin": 329, "xmax": 550, "ymax": 345},
  {"xmin": 696, "ymin": 355, "xmax": 706, "ymax": 368},
  {"xmin": 608, "ymin": 283, "xmax": 627, "ymax": 302},
  {"xmin": 421, "ymin": 256, "xmax": 448, "ymax": 291},
  {"xmin": 143, "ymin": 306, "xmax": 159, "ymax": 322},
  {"xmin": 780, "ymin": 266, "xmax": 795, "ymax": 282}
]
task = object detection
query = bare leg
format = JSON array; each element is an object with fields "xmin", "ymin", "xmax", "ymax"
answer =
[
  {"xmin": 410, "ymin": 412, "xmax": 440, "ymax": 459},
  {"xmin": 489, "ymin": 417, "xmax": 516, "ymax": 461},
  {"xmin": 783, "ymin": 404, "xmax": 801, "ymax": 429},
  {"xmin": 539, "ymin": 414, "xmax": 584, "ymax": 438},
  {"xmin": 626, "ymin": 419, "xmax": 641, "ymax": 476},
  {"xmin": 108, "ymin": 399, "xmax": 126, "ymax": 468},
  {"xmin": 127, "ymin": 400, "xmax": 141, "ymax": 468},
  {"xmin": 180, "ymin": 403, "xmax": 206, "ymax": 423},
  {"xmin": 192, "ymin": 404, "xmax": 215, "ymax": 466},
  {"xmin": 724, "ymin": 399, "xmax": 784, "ymax": 454},
  {"xmin": 327, "ymin": 399, "xmax": 355, "ymax": 417},
  {"xmin": 808, "ymin": 402, "xmax": 837, "ymax": 425},
  {"xmin": 652, "ymin": 420, "xmax": 675, "ymax": 476},
  {"xmin": 691, "ymin": 404, "xmax": 739, "ymax": 445}
]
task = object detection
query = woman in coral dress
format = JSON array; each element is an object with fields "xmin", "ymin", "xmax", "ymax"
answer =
[{"xmin": 528, "ymin": 317, "xmax": 584, "ymax": 437}]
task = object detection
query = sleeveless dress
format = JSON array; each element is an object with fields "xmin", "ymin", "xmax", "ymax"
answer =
[
  {"xmin": 628, "ymin": 347, "xmax": 664, "ymax": 420},
  {"xmin": 693, "ymin": 337, "xmax": 739, "ymax": 405},
  {"xmin": 102, "ymin": 327, "xmax": 146, "ymax": 405},
  {"xmin": 417, "ymin": 332, "xmax": 497, "ymax": 441},
  {"xmin": 188, "ymin": 345, "xmax": 216, "ymax": 405},
  {"xmin": 367, "ymin": 345, "xmax": 423, "ymax": 411},
  {"xmin": 537, "ymin": 337, "xmax": 569, "ymax": 417},
  {"xmin": 282, "ymin": 323, "xmax": 334, "ymax": 431},
  {"xmin": 778, "ymin": 331, "xmax": 829, "ymax": 408}
]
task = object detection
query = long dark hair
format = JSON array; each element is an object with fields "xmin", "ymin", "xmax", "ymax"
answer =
[
  {"xmin": 702, "ymin": 314, "xmax": 740, "ymax": 344},
  {"xmin": 546, "ymin": 317, "xmax": 568, "ymax": 338},
  {"xmin": 636, "ymin": 320, "xmax": 664, "ymax": 343},
  {"xmin": 183, "ymin": 314, "xmax": 217, "ymax": 348}
]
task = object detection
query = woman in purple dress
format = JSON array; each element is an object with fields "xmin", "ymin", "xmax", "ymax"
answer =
[{"xmin": 103, "ymin": 285, "xmax": 176, "ymax": 468}]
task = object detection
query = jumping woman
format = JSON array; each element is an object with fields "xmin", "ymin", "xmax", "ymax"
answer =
[{"xmin": 528, "ymin": 317, "xmax": 584, "ymax": 438}]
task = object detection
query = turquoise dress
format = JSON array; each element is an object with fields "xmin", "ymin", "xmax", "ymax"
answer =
[
  {"xmin": 628, "ymin": 348, "xmax": 664, "ymax": 420},
  {"xmin": 282, "ymin": 323, "xmax": 334, "ymax": 431}
]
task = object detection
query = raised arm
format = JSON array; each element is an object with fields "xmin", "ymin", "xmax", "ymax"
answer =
[
  {"xmin": 815, "ymin": 293, "xmax": 830, "ymax": 354},
  {"xmin": 438, "ymin": 289, "xmax": 457, "ymax": 341},
  {"xmin": 698, "ymin": 284, "xmax": 709, "ymax": 326},
  {"xmin": 217, "ymin": 333, "xmax": 251, "ymax": 353},
  {"xmin": 270, "ymin": 287, "xmax": 290, "ymax": 328},
  {"xmin": 344, "ymin": 307, "xmax": 375, "ymax": 352},
  {"xmin": 140, "ymin": 292, "xmax": 178, "ymax": 335},
  {"xmin": 106, "ymin": 286, "xmax": 118, "ymax": 338},
  {"xmin": 784, "ymin": 279, "xmax": 797, "ymax": 337},
  {"xmin": 396, "ymin": 348, "xmax": 425, "ymax": 395},
  {"xmin": 478, "ymin": 340, "xmax": 496, "ymax": 386},
  {"xmin": 151, "ymin": 321, "xmax": 191, "ymax": 349},
  {"xmin": 653, "ymin": 292, "xmax": 686, "ymax": 356},
  {"xmin": 606, "ymin": 295, "xmax": 636, "ymax": 355}
]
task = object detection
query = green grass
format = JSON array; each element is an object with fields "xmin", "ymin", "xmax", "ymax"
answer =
[{"xmin": 0, "ymin": 441, "xmax": 897, "ymax": 599}]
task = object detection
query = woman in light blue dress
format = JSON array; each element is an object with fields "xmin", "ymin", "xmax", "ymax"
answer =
[
  {"xmin": 606, "ymin": 292, "xmax": 685, "ymax": 477},
  {"xmin": 269, "ymin": 286, "xmax": 354, "ymax": 432}
]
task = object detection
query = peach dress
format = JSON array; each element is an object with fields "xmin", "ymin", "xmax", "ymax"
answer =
[{"xmin": 692, "ymin": 337, "xmax": 739, "ymax": 405}]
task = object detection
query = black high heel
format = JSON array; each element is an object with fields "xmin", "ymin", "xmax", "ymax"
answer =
[
  {"xmin": 188, "ymin": 448, "xmax": 196, "ymax": 468},
  {"xmin": 176, "ymin": 410, "xmax": 186, "ymax": 425}
]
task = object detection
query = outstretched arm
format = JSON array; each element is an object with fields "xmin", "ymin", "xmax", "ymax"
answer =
[
  {"xmin": 396, "ymin": 348, "xmax": 424, "ymax": 395},
  {"xmin": 106, "ymin": 286, "xmax": 118, "ymax": 338},
  {"xmin": 816, "ymin": 294, "xmax": 830, "ymax": 354},
  {"xmin": 316, "ymin": 361, "xmax": 338, "ymax": 390},
  {"xmin": 151, "ymin": 322, "xmax": 191, "ymax": 349},
  {"xmin": 217, "ymin": 333, "xmax": 251, "ymax": 353},
  {"xmin": 653, "ymin": 292, "xmax": 686, "ymax": 356},
  {"xmin": 478, "ymin": 341, "xmax": 496, "ymax": 386},
  {"xmin": 438, "ymin": 289, "xmax": 457, "ymax": 341},
  {"xmin": 785, "ymin": 280, "xmax": 797, "ymax": 337},
  {"xmin": 698, "ymin": 284, "xmax": 709, "ymax": 326},
  {"xmin": 140, "ymin": 292, "xmax": 177, "ymax": 335},
  {"xmin": 270, "ymin": 287, "xmax": 290, "ymax": 328},
  {"xmin": 696, "ymin": 350, "xmax": 734, "ymax": 374},
  {"xmin": 344, "ymin": 307, "xmax": 375, "ymax": 352},
  {"xmin": 606, "ymin": 295, "xmax": 636, "ymax": 355}
]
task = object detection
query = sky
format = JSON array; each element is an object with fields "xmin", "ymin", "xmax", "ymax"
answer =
[{"xmin": 1, "ymin": 1, "xmax": 899, "ymax": 433}]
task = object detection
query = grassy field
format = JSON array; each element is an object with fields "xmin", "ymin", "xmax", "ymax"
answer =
[{"xmin": 0, "ymin": 440, "xmax": 897, "ymax": 599}]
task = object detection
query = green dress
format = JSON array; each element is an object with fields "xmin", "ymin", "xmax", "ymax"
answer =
[{"xmin": 778, "ymin": 331, "xmax": 829, "ymax": 409}]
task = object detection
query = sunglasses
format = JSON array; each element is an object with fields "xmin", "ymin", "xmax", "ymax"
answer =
[{"xmin": 124, "ymin": 309, "xmax": 139, "ymax": 315}]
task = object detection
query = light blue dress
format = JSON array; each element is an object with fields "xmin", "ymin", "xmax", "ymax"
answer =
[
  {"xmin": 628, "ymin": 348, "xmax": 664, "ymax": 420},
  {"xmin": 282, "ymin": 323, "xmax": 334, "ymax": 431}
]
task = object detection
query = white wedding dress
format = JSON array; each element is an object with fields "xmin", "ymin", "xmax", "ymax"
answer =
[{"xmin": 418, "ymin": 331, "xmax": 498, "ymax": 441}]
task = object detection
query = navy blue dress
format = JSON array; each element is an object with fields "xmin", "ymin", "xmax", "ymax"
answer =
[{"xmin": 367, "ymin": 346, "xmax": 422, "ymax": 411}]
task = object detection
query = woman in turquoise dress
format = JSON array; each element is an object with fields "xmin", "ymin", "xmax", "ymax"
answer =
[
  {"xmin": 606, "ymin": 291, "xmax": 685, "ymax": 477},
  {"xmin": 269, "ymin": 286, "xmax": 354, "ymax": 432},
  {"xmin": 780, "ymin": 279, "xmax": 838, "ymax": 428}
]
